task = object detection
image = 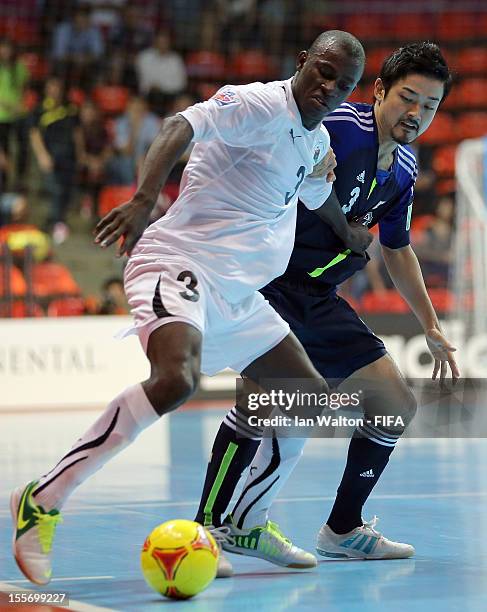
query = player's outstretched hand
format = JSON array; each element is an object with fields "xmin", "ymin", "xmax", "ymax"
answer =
[
  {"xmin": 345, "ymin": 221, "xmax": 374, "ymax": 254},
  {"xmin": 426, "ymin": 328, "xmax": 460, "ymax": 387},
  {"xmin": 94, "ymin": 198, "xmax": 152, "ymax": 257}
]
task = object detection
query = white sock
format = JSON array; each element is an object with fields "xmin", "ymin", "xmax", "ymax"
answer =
[
  {"xmin": 33, "ymin": 383, "xmax": 159, "ymax": 510},
  {"xmin": 231, "ymin": 432, "xmax": 307, "ymax": 529}
]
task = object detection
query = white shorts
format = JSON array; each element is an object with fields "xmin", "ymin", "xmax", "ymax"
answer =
[{"xmin": 123, "ymin": 254, "xmax": 290, "ymax": 375}]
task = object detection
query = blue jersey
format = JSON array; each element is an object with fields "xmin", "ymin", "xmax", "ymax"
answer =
[{"xmin": 282, "ymin": 102, "xmax": 418, "ymax": 288}]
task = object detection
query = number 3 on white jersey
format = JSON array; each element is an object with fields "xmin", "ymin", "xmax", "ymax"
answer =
[{"xmin": 342, "ymin": 187, "xmax": 360, "ymax": 214}]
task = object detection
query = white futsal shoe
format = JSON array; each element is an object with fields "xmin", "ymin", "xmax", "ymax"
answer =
[
  {"xmin": 316, "ymin": 516, "xmax": 415, "ymax": 560},
  {"xmin": 207, "ymin": 525, "xmax": 234, "ymax": 577}
]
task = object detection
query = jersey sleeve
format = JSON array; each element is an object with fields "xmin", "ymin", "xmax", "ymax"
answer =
[
  {"xmin": 178, "ymin": 83, "xmax": 285, "ymax": 147},
  {"xmin": 378, "ymin": 184, "xmax": 414, "ymax": 248},
  {"xmin": 298, "ymin": 127, "xmax": 333, "ymax": 210}
]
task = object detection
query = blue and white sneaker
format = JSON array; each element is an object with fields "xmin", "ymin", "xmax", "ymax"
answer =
[{"xmin": 316, "ymin": 516, "xmax": 414, "ymax": 560}]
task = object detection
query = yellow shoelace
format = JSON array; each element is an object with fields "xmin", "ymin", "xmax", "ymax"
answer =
[
  {"xmin": 267, "ymin": 521, "xmax": 291, "ymax": 545},
  {"xmin": 34, "ymin": 509, "xmax": 63, "ymax": 554}
]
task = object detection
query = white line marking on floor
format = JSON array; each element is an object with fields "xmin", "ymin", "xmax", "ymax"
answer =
[
  {"xmin": 5, "ymin": 576, "xmax": 114, "ymax": 583},
  {"xmin": 1, "ymin": 490, "xmax": 486, "ymax": 517}
]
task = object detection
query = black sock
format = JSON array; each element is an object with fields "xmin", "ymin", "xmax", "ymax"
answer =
[
  {"xmin": 195, "ymin": 422, "xmax": 259, "ymax": 527},
  {"xmin": 327, "ymin": 433, "xmax": 396, "ymax": 534}
]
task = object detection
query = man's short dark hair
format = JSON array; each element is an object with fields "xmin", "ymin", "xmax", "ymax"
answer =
[
  {"xmin": 309, "ymin": 30, "xmax": 365, "ymax": 66},
  {"xmin": 380, "ymin": 42, "xmax": 453, "ymax": 101}
]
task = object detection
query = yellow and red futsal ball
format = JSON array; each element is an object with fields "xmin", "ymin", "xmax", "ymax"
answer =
[{"xmin": 140, "ymin": 519, "xmax": 219, "ymax": 599}]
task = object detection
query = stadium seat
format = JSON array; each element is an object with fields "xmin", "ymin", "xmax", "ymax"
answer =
[
  {"xmin": 417, "ymin": 112, "xmax": 455, "ymax": 145},
  {"xmin": 457, "ymin": 112, "xmax": 487, "ymax": 140},
  {"xmin": 438, "ymin": 88, "xmax": 457, "ymax": 112},
  {"xmin": 0, "ymin": 301, "xmax": 44, "ymax": 318},
  {"xmin": 435, "ymin": 12, "xmax": 477, "ymax": 41},
  {"xmin": 427, "ymin": 288, "xmax": 455, "ymax": 312},
  {"xmin": 1, "ymin": 18, "xmax": 40, "ymax": 45},
  {"xmin": 47, "ymin": 297, "xmax": 86, "ymax": 317},
  {"xmin": 390, "ymin": 14, "xmax": 434, "ymax": 40},
  {"xmin": 195, "ymin": 81, "xmax": 220, "ymax": 101},
  {"xmin": 361, "ymin": 290, "xmax": 409, "ymax": 313},
  {"xmin": 342, "ymin": 14, "xmax": 389, "ymax": 40},
  {"xmin": 432, "ymin": 145, "xmax": 457, "ymax": 177},
  {"xmin": 23, "ymin": 89, "xmax": 39, "ymax": 112},
  {"xmin": 458, "ymin": 79, "xmax": 487, "ymax": 109},
  {"xmin": 347, "ymin": 86, "xmax": 367, "ymax": 104},
  {"xmin": 98, "ymin": 185, "xmax": 137, "ymax": 217},
  {"xmin": 68, "ymin": 87, "xmax": 86, "ymax": 106},
  {"xmin": 31, "ymin": 263, "xmax": 80, "ymax": 297},
  {"xmin": 229, "ymin": 50, "xmax": 277, "ymax": 81},
  {"xmin": 185, "ymin": 51, "xmax": 226, "ymax": 80},
  {"xmin": 19, "ymin": 53, "xmax": 49, "ymax": 81},
  {"xmin": 436, "ymin": 178, "xmax": 455, "ymax": 196},
  {"xmin": 0, "ymin": 266, "xmax": 27, "ymax": 296},
  {"xmin": 456, "ymin": 47, "xmax": 487, "ymax": 76},
  {"xmin": 163, "ymin": 183, "xmax": 180, "ymax": 203},
  {"xmin": 363, "ymin": 48, "xmax": 394, "ymax": 78},
  {"xmin": 92, "ymin": 85, "xmax": 129, "ymax": 115},
  {"xmin": 411, "ymin": 214, "xmax": 434, "ymax": 235}
]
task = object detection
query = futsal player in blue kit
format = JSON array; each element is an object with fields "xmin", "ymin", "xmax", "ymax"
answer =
[{"xmin": 195, "ymin": 42, "xmax": 461, "ymax": 572}]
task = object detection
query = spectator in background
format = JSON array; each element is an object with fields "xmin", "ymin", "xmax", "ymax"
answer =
[
  {"xmin": 0, "ymin": 191, "xmax": 51, "ymax": 262},
  {"xmin": 0, "ymin": 146, "xmax": 8, "ymax": 192},
  {"xmin": 166, "ymin": 0, "xmax": 205, "ymax": 52},
  {"xmin": 83, "ymin": 0, "xmax": 127, "ymax": 35},
  {"xmin": 414, "ymin": 195, "xmax": 454, "ymax": 287},
  {"xmin": 98, "ymin": 276, "xmax": 128, "ymax": 314},
  {"xmin": 51, "ymin": 4, "xmax": 104, "ymax": 88},
  {"xmin": 0, "ymin": 39, "xmax": 30, "ymax": 189},
  {"xmin": 77, "ymin": 100, "xmax": 112, "ymax": 220},
  {"xmin": 29, "ymin": 76, "xmax": 80, "ymax": 244},
  {"xmin": 107, "ymin": 94, "xmax": 160, "ymax": 185},
  {"xmin": 108, "ymin": 5, "xmax": 153, "ymax": 91},
  {"xmin": 211, "ymin": 0, "xmax": 257, "ymax": 54},
  {"xmin": 135, "ymin": 29, "xmax": 187, "ymax": 113},
  {"xmin": 258, "ymin": 0, "xmax": 288, "ymax": 58}
]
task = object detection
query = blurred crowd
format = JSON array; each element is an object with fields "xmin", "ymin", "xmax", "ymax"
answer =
[{"xmin": 1, "ymin": 0, "xmax": 486, "ymax": 315}]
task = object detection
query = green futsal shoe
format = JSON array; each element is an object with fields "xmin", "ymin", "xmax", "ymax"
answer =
[
  {"xmin": 10, "ymin": 480, "xmax": 63, "ymax": 585},
  {"xmin": 221, "ymin": 515, "xmax": 317, "ymax": 569}
]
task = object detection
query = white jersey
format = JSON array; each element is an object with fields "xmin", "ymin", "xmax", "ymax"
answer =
[{"xmin": 132, "ymin": 77, "xmax": 332, "ymax": 303}]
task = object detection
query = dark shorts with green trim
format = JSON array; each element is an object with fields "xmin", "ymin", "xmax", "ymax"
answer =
[{"xmin": 260, "ymin": 275, "xmax": 387, "ymax": 386}]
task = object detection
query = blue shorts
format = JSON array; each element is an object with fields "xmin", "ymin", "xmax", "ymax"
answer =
[{"xmin": 260, "ymin": 276, "xmax": 386, "ymax": 385}]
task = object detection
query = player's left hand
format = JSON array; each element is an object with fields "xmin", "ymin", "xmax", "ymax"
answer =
[
  {"xmin": 425, "ymin": 328, "xmax": 460, "ymax": 386},
  {"xmin": 309, "ymin": 147, "xmax": 336, "ymax": 182}
]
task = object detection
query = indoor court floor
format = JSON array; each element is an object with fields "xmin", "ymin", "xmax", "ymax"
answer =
[{"xmin": 1, "ymin": 406, "xmax": 487, "ymax": 611}]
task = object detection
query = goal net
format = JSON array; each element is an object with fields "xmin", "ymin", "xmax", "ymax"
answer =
[{"xmin": 452, "ymin": 138, "xmax": 487, "ymax": 339}]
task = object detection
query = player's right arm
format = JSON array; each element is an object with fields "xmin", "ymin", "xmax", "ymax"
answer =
[
  {"xmin": 94, "ymin": 114, "xmax": 194, "ymax": 256},
  {"xmin": 313, "ymin": 188, "xmax": 373, "ymax": 254}
]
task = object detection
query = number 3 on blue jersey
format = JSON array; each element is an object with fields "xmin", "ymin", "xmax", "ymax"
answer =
[
  {"xmin": 285, "ymin": 166, "xmax": 306, "ymax": 205},
  {"xmin": 342, "ymin": 186, "xmax": 360, "ymax": 214}
]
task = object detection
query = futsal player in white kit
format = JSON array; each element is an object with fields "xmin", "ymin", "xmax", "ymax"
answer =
[{"xmin": 11, "ymin": 31, "xmax": 368, "ymax": 584}]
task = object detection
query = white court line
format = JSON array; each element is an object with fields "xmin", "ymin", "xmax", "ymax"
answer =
[
  {"xmin": 0, "ymin": 581, "xmax": 116, "ymax": 611},
  {"xmin": 1, "ymin": 490, "xmax": 486, "ymax": 517},
  {"xmin": 6, "ymin": 576, "xmax": 114, "ymax": 584}
]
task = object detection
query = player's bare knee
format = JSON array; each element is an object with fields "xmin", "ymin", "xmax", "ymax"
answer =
[
  {"xmin": 144, "ymin": 367, "xmax": 199, "ymax": 415},
  {"xmin": 400, "ymin": 388, "xmax": 417, "ymax": 428}
]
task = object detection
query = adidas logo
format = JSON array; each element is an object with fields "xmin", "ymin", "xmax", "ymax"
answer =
[
  {"xmin": 360, "ymin": 469, "xmax": 375, "ymax": 478},
  {"xmin": 356, "ymin": 170, "xmax": 365, "ymax": 183}
]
